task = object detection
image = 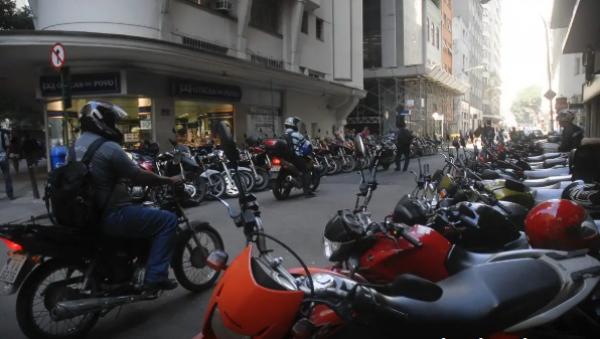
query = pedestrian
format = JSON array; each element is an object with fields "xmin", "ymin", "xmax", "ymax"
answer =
[
  {"xmin": 482, "ymin": 120, "xmax": 495, "ymax": 146},
  {"xmin": 21, "ymin": 132, "xmax": 41, "ymax": 199},
  {"xmin": 8, "ymin": 134, "xmax": 21, "ymax": 174},
  {"xmin": 0, "ymin": 129, "xmax": 15, "ymax": 200},
  {"xmin": 557, "ymin": 110, "xmax": 583, "ymax": 152},
  {"xmin": 395, "ymin": 120, "xmax": 413, "ymax": 172},
  {"xmin": 469, "ymin": 129, "xmax": 474, "ymax": 144}
]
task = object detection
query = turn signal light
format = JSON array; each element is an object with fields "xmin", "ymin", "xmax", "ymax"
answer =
[
  {"xmin": 1, "ymin": 238, "xmax": 23, "ymax": 252},
  {"xmin": 272, "ymin": 157, "xmax": 282, "ymax": 166},
  {"xmin": 207, "ymin": 250, "xmax": 229, "ymax": 271}
]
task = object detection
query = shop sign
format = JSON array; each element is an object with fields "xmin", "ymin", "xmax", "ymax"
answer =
[
  {"xmin": 249, "ymin": 106, "xmax": 280, "ymax": 116},
  {"xmin": 172, "ymin": 79, "xmax": 242, "ymax": 102},
  {"xmin": 40, "ymin": 72, "xmax": 121, "ymax": 97},
  {"xmin": 140, "ymin": 120, "xmax": 152, "ymax": 130}
]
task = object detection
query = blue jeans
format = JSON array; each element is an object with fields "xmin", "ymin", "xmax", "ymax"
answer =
[
  {"xmin": 0, "ymin": 160, "xmax": 13, "ymax": 199},
  {"xmin": 103, "ymin": 205, "xmax": 178, "ymax": 284}
]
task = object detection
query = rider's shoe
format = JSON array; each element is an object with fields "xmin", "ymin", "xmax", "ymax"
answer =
[{"xmin": 141, "ymin": 279, "xmax": 178, "ymax": 295}]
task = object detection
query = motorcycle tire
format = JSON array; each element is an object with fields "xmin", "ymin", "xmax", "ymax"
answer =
[
  {"xmin": 16, "ymin": 260, "xmax": 99, "ymax": 339},
  {"xmin": 207, "ymin": 173, "xmax": 226, "ymax": 199},
  {"xmin": 334, "ymin": 159, "xmax": 344, "ymax": 174},
  {"xmin": 272, "ymin": 175, "xmax": 292, "ymax": 200},
  {"xmin": 310, "ymin": 171, "xmax": 321, "ymax": 191},
  {"xmin": 341, "ymin": 156, "xmax": 357, "ymax": 173},
  {"xmin": 188, "ymin": 176, "xmax": 208, "ymax": 204},
  {"xmin": 325, "ymin": 159, "xmax": 338, "ymax": 176},
  {"xmin": 172, "ymin": 222, "xmax": 224, "ymax": 292},
  {"xmin": 238, "ymin": 171, "xmax": 256, "ymax": 192},
  {"xmin": 380, "ymin": 163, "xmax": 391, "ymax": 171},
  {"xmin": 252, "ymin": 167, "xmax": 271, "ymax": 192}
]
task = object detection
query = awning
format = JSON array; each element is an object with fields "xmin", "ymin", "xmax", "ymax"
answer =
[
  {"xmin": 550, "ymin": 0, "xmax": 577, "ymax": 29},
  {"xmin": 424, "ymin": 65, "xmax": 469, "ymax": 95},
  {"xmin": 563, "ymin": 0, "xmax": 600, "ymax": 53}
]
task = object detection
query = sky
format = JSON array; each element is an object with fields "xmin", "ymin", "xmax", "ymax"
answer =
[{"xmin": 500, "ymin": 0, "xmax": 554, "ymax": 123}]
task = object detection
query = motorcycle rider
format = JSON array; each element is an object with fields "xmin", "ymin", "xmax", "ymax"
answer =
[
  {"xmin": 75, "ymin": 100, "xmax": 183, "ymax": 293},
  {"xmin": 284, "ymin": 116, "xmax": 314, "ymax": 197},
  {"xmin": 558, "ymin": 110, "xmax": 584, "ymax": 152}
]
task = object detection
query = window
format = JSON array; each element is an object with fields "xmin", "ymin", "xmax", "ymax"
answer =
[
  {"xmin": 250, "ymin": 0, "xmax": 282, "ymax": 34},
  {"xmin": 301, "ymin": 11, "xmax": 308, "ymax": 34},
  {"xmin": 316, "ymin": 17, "xmax": 324, "ymax": 41},
  {"xmin": 431, "ymin": 23, "xmax": 435, "ymax": 46},
  {"xmin": 436, "ymin": 27, "xmax": 440, "ymax": 49},
  {"xmin": 575, "ymin": 56, "xmax": 581, "ymax": 75},
  {"xmin": 427, "ymin": 18, "xmax": 430, "ymax": 42}
]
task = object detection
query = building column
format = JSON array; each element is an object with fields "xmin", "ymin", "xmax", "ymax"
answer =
[
  {"xmin": 283, "ymin": 0, "xmax": 305, "ymax": 72},
  {"xmin": 152, "ymin": 97, "xmax": 175, "ymax": 152},
  {"xmin": 235, "ymin": 0, "xmax": 253, "ymax": 60}
]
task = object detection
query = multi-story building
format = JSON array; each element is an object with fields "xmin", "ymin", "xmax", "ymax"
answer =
[
  {"xmin": 453, "ymin": 0, "xmax": 484, "ymax": 130},
  {"xmin": 481, "ymin": 0, "xmax": 502, "ymax": 124},
  {"xmin": 550, "ymin": 0, "xmax": 585, "ymax": 130},
  {"xmin": 551, "ymin": 0, "xmax": 600, "ymax": 137},
  {"xmin": 351, "ymin": 0, "xmax": 467, "ymax": 137},
  {"xmin": 441, "ymin": 0, "xmax": 453, "ymax": 75},
  {"xmin": 0, "ymin": 0, "xmax": 365, "ymax": 157},
  {"xmin": 452, "ymin": 16, "xmax": 472, "ymax": 133}
]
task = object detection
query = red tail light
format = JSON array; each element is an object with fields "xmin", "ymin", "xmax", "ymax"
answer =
[
  {"xmin": 1, "ymin": 238, "xmax": 23, "ymax": 252},
  {"xmin": 272, "ymin": 157, "xmax": 282, "ymax": 166}
]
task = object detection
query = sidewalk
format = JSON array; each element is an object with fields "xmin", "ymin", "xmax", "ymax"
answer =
[{"xmin": 0, "ymin": 160, "xmax": 48, "ymax": 224}]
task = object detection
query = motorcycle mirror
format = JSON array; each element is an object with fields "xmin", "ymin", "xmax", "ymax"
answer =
[
  {"xmin": 354, "ymin": 135, "xmax": 366, "ymax": 157},
  {"xmin": 214, "ymin": 121, "xmax": 239, "ymax": 163}
]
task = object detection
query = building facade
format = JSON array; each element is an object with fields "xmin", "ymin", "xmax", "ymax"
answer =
[
  {"xmin": 481, "ymin": 0, "xmax": 502, "ymax": 124},
  {"xmin": 0, "ymin": 0, "xmax": 365, "ymax": 156},
  {"xmin": 551, "ymin": 0, "xmax": 600, "ymax": 137},
  {"xmin": 350, "ymin": 0, "xmax": 467, "ymax": 137}
]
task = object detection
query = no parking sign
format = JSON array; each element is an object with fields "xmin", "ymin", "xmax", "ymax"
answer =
[{"xmin": 49, "ymin": 43, "xmax": 66, "ymax": 70}]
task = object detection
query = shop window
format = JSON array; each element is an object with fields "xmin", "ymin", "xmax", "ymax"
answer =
[
  {"xmin": 250, "ymin": 0, "xmax": 282, "ymax": 35},
  {"xmin": 301, "ymin": 11, "xmax": 309, "ymax": 34},
  {"xmin": 316, "ymin": 17, "xmax": 324, "ymax": 41},
  {"xmin": 175, "ymin": 100, "xmax": 235, "ymax": 146}
]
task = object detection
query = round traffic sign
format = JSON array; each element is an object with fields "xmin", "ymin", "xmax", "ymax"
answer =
[{"xmin": 49, "ymin": 43, "xmax": 66, "ymax": 70}]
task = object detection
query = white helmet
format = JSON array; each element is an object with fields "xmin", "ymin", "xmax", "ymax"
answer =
[
  {"xmin": 557, "ymin": 110, "xmax": 575, "ymax": 123},
  {"xmin": 284, "ymin": 116, "xmax": 302, "ymax": 131}
]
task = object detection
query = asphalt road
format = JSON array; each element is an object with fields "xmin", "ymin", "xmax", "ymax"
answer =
[{"xmin": 0, "ymin": 155, "xmax": 444, "ymax": 339}]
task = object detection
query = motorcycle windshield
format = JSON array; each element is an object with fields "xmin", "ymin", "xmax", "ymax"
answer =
[{"xmin": 204, "ymin": 245, "xmax": 304, "ymax": 338}]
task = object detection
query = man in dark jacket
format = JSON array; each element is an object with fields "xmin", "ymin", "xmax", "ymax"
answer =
[
  {"xmin": 395, "ymin": 120, "xmax": 413, "ymax": 172},
  {"xmin": 558, "ymin": 110, "xmax": 583, "ymax": 152},
  {"xmin": 482, "ymin": 120, "xmax": 495, "ymax": 146}
]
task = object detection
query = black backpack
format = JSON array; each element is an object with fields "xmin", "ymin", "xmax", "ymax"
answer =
[{"xmin": 45, "ymin": 138, "xmax": 107, "ymax": 228}]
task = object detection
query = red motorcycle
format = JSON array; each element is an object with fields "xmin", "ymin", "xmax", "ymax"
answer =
[{"xmin": 194, "ymin": 124, "xmax": 600, "ymax": 339}]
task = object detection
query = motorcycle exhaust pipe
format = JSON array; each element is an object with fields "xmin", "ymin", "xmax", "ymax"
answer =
[{"xmin": 51, "ymin": 294, "xmax": 154, "ymax": 321}]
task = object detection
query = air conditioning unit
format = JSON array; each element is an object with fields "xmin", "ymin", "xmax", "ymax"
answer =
[{"xmin": 214, "ymin": 0, "xmax": 232, "ymax": 12}]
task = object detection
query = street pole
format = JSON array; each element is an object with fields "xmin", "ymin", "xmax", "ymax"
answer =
[{"xmin": 542, "ymin": 17, "xmax": 554, "ymax": 132}]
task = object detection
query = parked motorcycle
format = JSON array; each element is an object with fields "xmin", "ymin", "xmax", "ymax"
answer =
[{"xmin": 196, "ymin": 124, "xmax": 600, "ymax": 339}]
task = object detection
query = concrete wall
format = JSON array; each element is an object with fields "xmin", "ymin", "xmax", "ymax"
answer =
[{"xmin": 558, "ymin": 53, "xmax": 585, "ymax": 100}]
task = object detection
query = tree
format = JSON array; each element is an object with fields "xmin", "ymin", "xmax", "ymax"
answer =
[
  {"xmin": 511, "ymin": 85, "xmax": 542, "ymax": 125},
  {"xmin": 0, "ymin": 0, "xmax": 34, "ymax": 30}
]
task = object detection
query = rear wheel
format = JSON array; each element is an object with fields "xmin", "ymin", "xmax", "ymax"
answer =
[
  {"xmin": 16, "ymin": 260, "xmax": 99, "ymax": 339},
  {"xmin": 206, "ymin": 173, "xmax": 226, "ymax": 199},
  {"xmin": 272, "ymin": 175, "xmax": 292, "ymax": 200},
  {"xmin": 172, "ymin": 223, "xmax": 224, "ymax": 292}
]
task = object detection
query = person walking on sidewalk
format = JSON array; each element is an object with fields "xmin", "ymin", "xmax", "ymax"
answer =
[
  {"xmin": 395, "ymin": 120, "xmax": 413, "ymax": 172},
  {"xmin": 0, "ymin": 129, "xmax": 15, "ymax": 200},
  {"xmin": 8, "ymin": 135, "xmax": 21, "ymax": 174},
  {"xmin": 21, "ymin": 132, "xmax": 41, "ymax": 199}
]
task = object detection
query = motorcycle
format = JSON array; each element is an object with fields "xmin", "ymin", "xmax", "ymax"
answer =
[
  {"xmin": 264, "ymin": 138, "xmax": 320, "ymax": 200},
  {"xmin": 196, "ymin": 123, "xmax": 600, "ymax": 339},
  {"xmin": 0, "ymin": 185, "xmax": 224, "ymax": 339}
]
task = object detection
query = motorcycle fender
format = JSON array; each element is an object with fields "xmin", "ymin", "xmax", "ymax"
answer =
[
  {"xmin": 0, "ymin": 257, "xmax": 37, "ymax": 296},
  {"xmin": 200, "ymin": 169, "xmax": 220, "ymax": 178},
  {"xmin": 237, "ymin": 167, "xmax": 252, "ymax": 173}
]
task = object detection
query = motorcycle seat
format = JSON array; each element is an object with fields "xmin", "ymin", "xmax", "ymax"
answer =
[
  {"xmin": 543, "ymin": 157, "xmax": 567, "ymax": 168},
  {"xmin": 523, "ymin": 167, "xmax": 569, "ymax": 179},
  {"xmin": 527, "ymin": 152, "xmax": 561, "ymax": 162},
  {"xmin": 378, "ymin": 258, "xmax": 561, "ymax": 336},
  {"xmin": 445, "ymin": 245, "xmax": 495, "ymax": 274},
  {"xmin": 522, "ymin": 175, "xmax": 572, "ymax": 188},
  {"xmin": 532, "ymin": 188, "xmax": 563, "ymax": 205}
]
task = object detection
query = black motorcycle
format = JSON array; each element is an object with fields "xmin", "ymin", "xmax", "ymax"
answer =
[{"xmin": 0, "ymin": 186, "xmax": 223, "ymax": 339}]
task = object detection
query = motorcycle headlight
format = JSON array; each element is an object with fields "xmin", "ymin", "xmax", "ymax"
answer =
[{"xmin": 323, "ymin": 236, "xmax": 342, "ymax": 260}]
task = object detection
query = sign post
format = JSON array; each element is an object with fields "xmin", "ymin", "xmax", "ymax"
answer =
[{"xmin": 49, "ymin": 43, "xmax": 71, "ymax": 109}]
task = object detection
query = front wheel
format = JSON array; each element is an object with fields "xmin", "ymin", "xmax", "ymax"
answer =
[
  {"xmin": 172, "ymin": 222, "xmax": 224, "ymax": 292},
  {"xmin": 341, "ymin": 156, "xmax": 357, "ymax": 173},
  {"xmin": 252, "ymin": 167, "xmax": 271, "ymax": 192},
  {"xmin": 16, "ymin": 260, "xmax": 99, "ymax": 339}
]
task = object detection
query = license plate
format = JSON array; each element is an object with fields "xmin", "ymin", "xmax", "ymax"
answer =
[
  {"xmin": 0, "ymin": 254, "xmax": 27, "ymax": 284},
  {"xmin": 270, "ymin": 165, "xmax": 281, "ymax": 172}
]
